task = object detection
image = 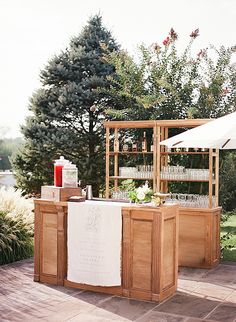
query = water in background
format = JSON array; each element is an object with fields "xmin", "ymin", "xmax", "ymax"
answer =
[{"xmin": 0, "ymin": 172, "xmax": 16, "ymax": 188}]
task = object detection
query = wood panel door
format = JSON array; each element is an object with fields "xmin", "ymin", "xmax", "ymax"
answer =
[
  {"xmin": 34, "ymin": 200, "xmax": 67, "ymax": 285},
  {"xmin": 122, "ymin": 205, "xmax": 178, "ymax": 302}
]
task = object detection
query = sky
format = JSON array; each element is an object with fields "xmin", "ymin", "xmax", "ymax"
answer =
[{"xmin": 0, "ymin": 0, "xmax": 235, "ymax": 138}]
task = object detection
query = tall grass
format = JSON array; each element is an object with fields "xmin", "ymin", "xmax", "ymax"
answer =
[
  {"xmin": 0, "ymin": 212, "xmax": 33, "ymax": 265},
  {"xmin": 0, "ymin": 187, "xmax": 33, "ymax": 224},
  {"xmin": 0, "ymin": 187, "xmax": 34, "ymax": 265}
]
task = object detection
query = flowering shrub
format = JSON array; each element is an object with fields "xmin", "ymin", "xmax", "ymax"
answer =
[{"xmin": 128, "ymin": 181, "xmax": 153, "ymax": 203}]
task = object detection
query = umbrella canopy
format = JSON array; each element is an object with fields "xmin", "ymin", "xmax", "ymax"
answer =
[{"xmin": 160, "ymin": 111, "xmax": 236, "ymax": 149}]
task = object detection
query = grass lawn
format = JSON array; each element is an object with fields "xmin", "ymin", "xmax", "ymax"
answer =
[{"xmin": 221, "ymin": 214, "xmax": 236, "ymax": 261}]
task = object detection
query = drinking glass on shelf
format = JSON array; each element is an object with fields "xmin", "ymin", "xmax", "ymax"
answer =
[
  {"xmin": 167, "ymin": 193, "xmax": 211, "ymax": 208},
  {"xmin": 111, "ymin": 190, "xmax": 129, "ymax": 200}
]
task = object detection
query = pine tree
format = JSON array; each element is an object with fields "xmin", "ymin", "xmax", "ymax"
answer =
[{"xmin": 13, "ymin": 15, "xmax": 120, "ymax": 196}]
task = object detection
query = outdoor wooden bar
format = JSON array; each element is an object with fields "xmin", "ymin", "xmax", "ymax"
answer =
[{"xmin": 34, "ymin": 199, "xmax": 179, "ymax": 302}]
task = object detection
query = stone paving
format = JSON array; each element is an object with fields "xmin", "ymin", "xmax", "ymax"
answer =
[{"xmin": 0, "ymin": 259, "xmax": 236, "ymax": 321}]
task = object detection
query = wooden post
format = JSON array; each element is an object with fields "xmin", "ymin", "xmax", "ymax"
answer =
[
  {"xmin": 209, "ymin": 149, "xmax": 213, "ymax": 208},
  {"xmin": 153, "ymin": 125, "xmax": 157, "ymax": 192},
  {"xmin": 34, "ymin": 203, "xmax": 40, "ymax": 282},
  {"xmin": 215, "ymin": 149, "xmax": 219, "ymax": 207},
  {"xmin": 163, "ymin": 127, "xmax": 169, "ymax": 193},
  {"xmin": 122, "ymin": 209, "xmax": 131, "ymax": 297},
  {"xmin": 114, "ymin": 128, "xmax": 119, "ymax": 191},
  {"xmin": 105, "ymin": 127, "xmax": 110, "ymax": 198},
  {"xmin": 156, "ymin": 125, "xmax": 161, "ymax": 192},
  {"xmin": 56, "ymin": 205, "xmax": 67, "ymax": 285}
]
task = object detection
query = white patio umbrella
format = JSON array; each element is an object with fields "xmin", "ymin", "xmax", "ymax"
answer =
[{"xmin": 160, "ymin": 111, "xmax": 236, "ymax": 149}]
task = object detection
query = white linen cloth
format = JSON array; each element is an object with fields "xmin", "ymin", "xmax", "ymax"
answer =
[{"xmin": 67, "ymin": 200, "xmax": 123, "ymax": 286}]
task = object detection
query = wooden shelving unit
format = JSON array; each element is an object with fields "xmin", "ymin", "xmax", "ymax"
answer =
[
  {"xmin": 104, "ymin": 119, "xmax": 221, "ymax": 269},
  {"xmin": 105, "ymin": 120, "xmax": 157, "ymax": 196},
  {"xmin": 104, "ymin": 119, "xmax": 219, "ymax": 208}
]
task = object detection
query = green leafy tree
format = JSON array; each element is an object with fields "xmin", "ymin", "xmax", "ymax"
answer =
[
  {"xmin": 102, "ymin": 28, "xmax": 236, "ymax": 121},
  {"xmin": 101, "ymin": 28, "xmax": 203, "ymax": 121},
  {"xmin": 193, "ymin": 45, "xmax": 236, "ymax": 118},
  {"xmin": 101, "ymin": 29, "xmax": 236, "ymax": 210},
  {"xmin": 13, "ymin": 15, "xmax": 120, "ymax": 196},
  {"xmin": 219, "ymin": 151, "xmax": 236, "ymax": 211}
]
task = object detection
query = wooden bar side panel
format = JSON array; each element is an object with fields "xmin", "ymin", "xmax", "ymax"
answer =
[
  {"xmin": 34, "ymin": 200, "xmax": 67, "ymax": 285},
  {"xmin": 34, "ymin": 203, "xmax": 40, "ymax": 282},
  {"xmin": 162, "ymin": 217, "xmax": 175, "ymax": 290},
  {"xmin": 179, "ymin": 208, "xmax": 221, "ymax": 268},
  {"xmin": 179, "ymin": 213, "xmax": 206, "ymax": 267},
  {"xmin": 131, "ymin": 219, "xmax": 153, "ymax": 291},
  {"xmin": 122, "ymin": 210, "xmax": 131, "ymax": 297},
  {"xmin": 212, "ymin": 210, "xmax": 220, "ymax": 265},
  {"xmin": 126, "ymin": 206, "xmax": 178, "ymax": 302},
  {"xmin": 56, "ymin": 205, "xmax": 67, "ymax": 285},
  {"xmin": 152, "ymin": 211, "xmax": 160, "ymax": 296},
  {"xmin": 41, "ymin": 212, "xmax": 58, "ymax": 276}
]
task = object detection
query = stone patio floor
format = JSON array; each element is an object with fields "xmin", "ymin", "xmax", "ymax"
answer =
[{"xmin": 0, "ymin": 259, "xmax": 236, "ymax": 322}]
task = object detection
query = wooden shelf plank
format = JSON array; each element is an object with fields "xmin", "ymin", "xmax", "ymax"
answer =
[
  {"xmin": 109, "ymin": 176, "xmax": 211, "ymax": 182},
  {"xmin": 160, "ymin": 178, "xmax": 209, "ymax": 182},
  {"xmin": 103, "ymin": 119, "xmax": 211, "ymax": 129},
  {"xmin": 109, "ymin": 151, "xmax": 153, "ymax": 155},
  {"xmin": 110, "ymin": 176, "xmax": 153, "ymax": 180},
  {"xmin": 160, "ymin": 152, "xmax": 209, "ymax": 155}
]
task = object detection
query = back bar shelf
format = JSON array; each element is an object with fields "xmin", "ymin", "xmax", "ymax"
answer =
[{"xmin": 104, "ymin": 119, "xmax": 221, "ymax": 268}]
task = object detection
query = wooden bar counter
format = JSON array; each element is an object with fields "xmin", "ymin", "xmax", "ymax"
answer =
[{"xmin": 34, "ymin": 199, "xmax": 179, "ymax": 302}]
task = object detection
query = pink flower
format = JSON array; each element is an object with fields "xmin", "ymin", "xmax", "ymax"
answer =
[
  {"xmin": 152, "ymin": 43, "xmax": 161, "ymax": 52},
  {"xmin": 169, "ymin": 28, "xmax": 178, "ymax": 40},
  {"xmin": 163, "ymin": 36, "xmax": 170, "ymax": 46},
  {"xmin": 197, "ymin": 48, "xmax": 207, "ymax": 59},
  {"xmin": 221, "ymin": 87, "xmax": 230, "ymax": 96},
  {"xmin": 190, "ymin": 28, "xmax": 199, "ymax": 38}
]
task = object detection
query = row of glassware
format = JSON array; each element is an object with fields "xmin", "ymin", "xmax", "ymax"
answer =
[
  {"xmin": 166, "ymin": 148, "xmax": 209, "ymax": 153},
  {"xmin": 111, "ymin": 190, "xmax": 216, "ymax": 208},
  {"xmin": 161, "ymin": 166, "xmax": 210, "ymax": 181},
  {"xmin": 119, "ymin": 166, "xmax": 153, "ymax": 178},
  {"xmin": 165, "ymin": 193, "xmax": 217, "ymax": 208},
  {"xmin": 119, "ymin": 165, "xmax": 210, "ymax": 181}
]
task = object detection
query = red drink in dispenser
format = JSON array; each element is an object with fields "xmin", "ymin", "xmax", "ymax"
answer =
[{"xmin": 54, "ymin": 156, "xmax": 67, "ymax": 187}]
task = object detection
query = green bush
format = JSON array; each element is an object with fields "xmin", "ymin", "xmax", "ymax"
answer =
[
  {"xmin": 0, "ymin": 211, "xmax": 33, "ymax": 265},
  {"xmin": 221, "ymin": 212, "xmax": 236, "ymax": 261},
  {"xmin": 219, "ymin": 152, "xmax": 236, "ymax": 212}
]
